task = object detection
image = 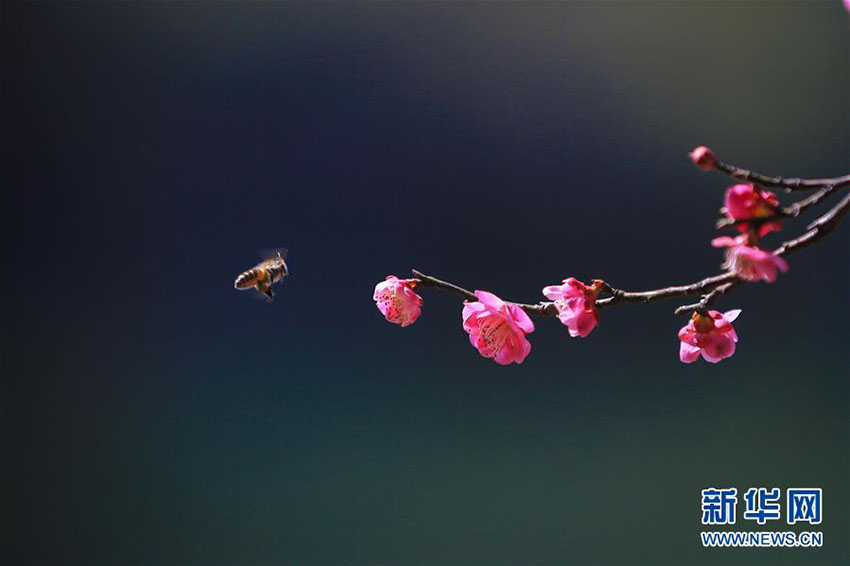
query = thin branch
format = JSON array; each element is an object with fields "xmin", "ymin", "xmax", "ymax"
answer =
[
  {"xmin": 674, "ymin": 282, "xmax": 738, "ymax": 316},
  {"xmin": 410, "ymin": 190, "xmax": 850, "ymax": 320},
  {"xmin": 595, "ymin": 272, "xmax": 736, "ymax": 308},
  {"xmin": 411, "ymin": 270, "xmax": 557, "ymax": 316},
  {"xmin": 773, "ymin": 192, "xmax": 850, "ymax": 257},
  {"xmin": 714, "ymin": 160, "xmax": 850, "ymax": 192},
  {"xmin": 411, "ymin": 269, "xmax": 477, "ymax": 302}
]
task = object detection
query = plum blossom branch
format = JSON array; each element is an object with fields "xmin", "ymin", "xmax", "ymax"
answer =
[
  {"xmin": 713, "ymin": 160, "xmax": 850, "ymax": 192},
  {"xmin": 375, "ymin": 147, "xmax": 849, "ymax": 365},
  {"xmin": 411, "ymin": 192, "xmax": 849, "ymax": 319},
  {"xmin": 410, "ymin": 268, "xmax": 740, "ymax": 318},
  {"xmin": 674, "ymin": 193, "xmax": 850, "ymax": 315}
]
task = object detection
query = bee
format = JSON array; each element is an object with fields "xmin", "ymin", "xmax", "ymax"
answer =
[{"xmin": 234, "ymin": 249, "xmax": 289, "ymax": 302}]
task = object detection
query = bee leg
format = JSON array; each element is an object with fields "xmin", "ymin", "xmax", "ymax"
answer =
[{"xmin": 256, "ymin": 282, "xmax": 274, "ymax": 302}]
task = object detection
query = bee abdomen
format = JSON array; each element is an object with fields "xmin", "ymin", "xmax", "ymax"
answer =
[{"xmin": 234, "ymin": 269, "xmax": 258, "ymax": 289}]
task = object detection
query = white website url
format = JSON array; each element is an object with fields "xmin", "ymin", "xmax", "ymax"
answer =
[{"xmin": 701, "ymin": 531, "xmax": 823, "ymax": 548}]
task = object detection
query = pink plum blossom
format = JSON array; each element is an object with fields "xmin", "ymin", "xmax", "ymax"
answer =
[
  {"xmin": 678, "ymin": 309, "xmax": 741, "ymax": 364},
  {"xmin": 689, "ymin": 145, "xmax": 718, "ymax": 171},
  {"xmin": 461, "ymin": 290, "xmax": 534, "ymax": 365},
  {"xmin": 373, "ymin": 276, "xmax": 423, "ymax": 327},
  {"xmin": 724, "ymin": 183, "xmax": 781, "ymax": 236},
  {"xmin": 712, "ymin": 236, "xmax": 789, "ymax": 283},
  {"xmin": 542, "ymin": 278, "xmax": 602, "ymax": 338}
]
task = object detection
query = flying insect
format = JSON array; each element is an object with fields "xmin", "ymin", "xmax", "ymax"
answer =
[{"xmin": 234, "ymin": 249, "xmax": 289, "ymax": 302}]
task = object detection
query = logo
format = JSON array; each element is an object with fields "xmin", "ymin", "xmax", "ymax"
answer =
[{"xmin": 700, "ymin": 487, "xmax": 823, "ymax": 548}]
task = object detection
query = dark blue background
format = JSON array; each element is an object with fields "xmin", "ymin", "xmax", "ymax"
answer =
[{"xmin": 3, "ymin": 2, "xmax": 848, "ymax": 564}]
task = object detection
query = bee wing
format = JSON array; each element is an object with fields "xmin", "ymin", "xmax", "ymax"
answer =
[{"xmin": 260, "ymin": 247, "xmax": 289, "ymax": 260}]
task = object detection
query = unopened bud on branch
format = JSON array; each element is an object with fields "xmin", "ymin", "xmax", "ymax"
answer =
[{"xmin": 690, "ymin": 145, "xmax": 718, "ymax": 171}]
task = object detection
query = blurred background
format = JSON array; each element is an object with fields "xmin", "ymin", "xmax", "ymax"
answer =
[{"xmin": 2, "ymin": 2, "xmax": 848, "ymax": 564}]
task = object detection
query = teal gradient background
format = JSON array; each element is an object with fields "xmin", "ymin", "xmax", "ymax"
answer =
[{"xmin": 2, "ymin": 2, "xmax": 848, "ymax": 564}]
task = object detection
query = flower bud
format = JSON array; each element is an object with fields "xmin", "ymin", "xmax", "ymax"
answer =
[{"xmin": 690, "ymin": 146, "xmax": 718, "ymax": 171}]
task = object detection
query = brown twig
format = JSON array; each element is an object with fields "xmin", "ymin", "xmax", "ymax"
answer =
[
  {"xmin": 773, "ymin": 192, "xmax": 850, "ymax": 257},
  {"xmin": 674, "ymin": 282, "xmax": 738, "ymax": 316},
  {"xmin": 410, "ymin": 188, "xmax": 850, "ymax": 320},
  {"xmin": 411, "ymin": 270, "xmax": 557, "ymax": 317},
  {"xmin": 714, "ymin": 161, "xmax": 850, "ymax": 192},
  {"xmin": 595, "ymin": 272, "xmax": 736, "ymax": 309},
  {"xmin": 411, "ymin": 269, "xmax": 477, "ymax": 302}
]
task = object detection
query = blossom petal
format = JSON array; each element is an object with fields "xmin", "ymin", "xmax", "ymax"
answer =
[
  {"xmin": 711, "ymin": 236, "xmax": 737, "ymax": 248},
  {"xmin": 723, "ymin": 309, "xmax": 742, "ymax": 323},
  {"xmin": 508, "ymin": 303, "xmax": 535, "ymax": 334},
  {"xmin": 542, "ymin": 285, "xmax": 565, "ymax": 301},
  {"xmin": 679, "ymin": 342, "xmax": 701, "ymax": 363},
  {"xmin": 701, "ymin": 333, "xmax": 736, "ymax": 362},
  {"xmin": 473, "ymin": 290, "xmax": 505, "ymax": 310}
]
